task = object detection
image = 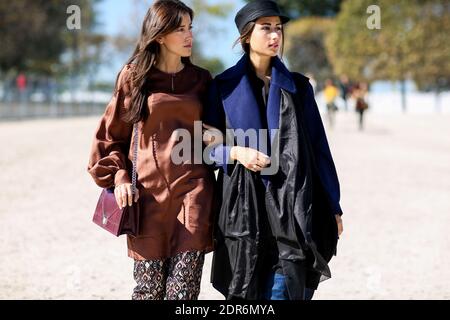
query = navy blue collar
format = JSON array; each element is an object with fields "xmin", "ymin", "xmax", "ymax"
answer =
[
  {"xmin": 215, "ymin": 54, "xmax": 299, "ymax": 162},
  {"xmin": 219, "ymin": 54, "xmax": 297, "ymax": 94}
]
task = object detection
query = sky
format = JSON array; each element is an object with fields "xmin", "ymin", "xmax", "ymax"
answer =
[
  {"xmin": 96, "ymin": 0, "xmax": 246, "ymax": 82},
  {"xmin": 94, "ymin": 0, "xmax": 417, "ymax": 93}
]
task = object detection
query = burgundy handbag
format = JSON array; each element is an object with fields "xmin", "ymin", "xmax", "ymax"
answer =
[{"xmin": 92, "ymin": 123, "xmax": 140, "ymax": 237}]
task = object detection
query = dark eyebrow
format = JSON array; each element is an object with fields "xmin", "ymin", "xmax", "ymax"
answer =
[{"xmin": 261, "ymin": 22, "xmax": 283, "ymax": 26}]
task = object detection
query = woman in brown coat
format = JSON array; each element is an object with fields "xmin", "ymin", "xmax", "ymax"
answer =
[{"xmin": 87, "ymin": 0, "xmax": 215, "ymax": 300}]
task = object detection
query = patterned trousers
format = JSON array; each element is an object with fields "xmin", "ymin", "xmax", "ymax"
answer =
[{"xmin": 132, "ymin": 250, "xmax": 205, "ymax": 300}]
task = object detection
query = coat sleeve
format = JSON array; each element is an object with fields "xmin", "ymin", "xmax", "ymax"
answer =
[
  {"xmin": 202, "ymin": 78, "xmax": 233, "ymax": 175},
  {"xmin": 86, "ymin": 65, "xmax": 134, "ymax": 189},
  {"xmin": 299, "ymin": 76, "xmax": 343, "ymax": 216}
]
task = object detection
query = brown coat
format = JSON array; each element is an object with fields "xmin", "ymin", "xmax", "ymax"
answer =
[{"xmin": 87, "ymin": 63, "xmax": 215, "ymax": 260}]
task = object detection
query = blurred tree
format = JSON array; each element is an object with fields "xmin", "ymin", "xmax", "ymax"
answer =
[
  {"xmin": 189, "ymin": 0, "xmax": 230, "ymax": 75},
  {"xmin": 326, "ymin": 0, "xmax": 379, "ymax": 82},
  {"xmin": 0, "ymin": 1, "xmax": 67, "ymax": 75},
  {"xmin": 0, "ymin": 0, "xmax": 105, "ymax": 77},
  {"xmin": 327, "ymin": 0, "xmax": 450, "ymax": 112},
  {"xmin": 244, "ymin": 0, "xmax": 343, "ymax": 18},
  {"xmin": 59, "ymin": 0, "xmax": 106, "ymax": 91},
  {"xmin": 0, "ymin": 0, "xmax": 105, "ymax": 105},
  {"xmin": 408, "ymin": 1, "xmax": 450, "ymax": 112},
  {"xmin": 191, "ymin": 47, "xmax": 224, "ymax": 76},
  {"xmin": 285, "ymin": 17, "xmax": 335, "ymax": 88}
]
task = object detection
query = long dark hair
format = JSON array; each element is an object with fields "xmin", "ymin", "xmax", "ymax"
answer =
[
  {"xmin": 234, "ymin": 20, "xmax": 285, "ymax": 57},
  {"xmin": 117, "ymin": 0, "xmax": 194, "ymax": 124}
]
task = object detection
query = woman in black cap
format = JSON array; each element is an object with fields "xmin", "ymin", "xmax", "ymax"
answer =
[{"xmin": 203, "ymin": 0, "xmax": 344, "ymax": 300}]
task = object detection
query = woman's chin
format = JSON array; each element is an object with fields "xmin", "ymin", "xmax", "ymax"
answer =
[
  {"xmin": 265, "ymin": 48, "xmax": 280, "ymax": 57},
  {"xmin": 181, "ymin": 48, "xmax": 193, "ymax": 57}
]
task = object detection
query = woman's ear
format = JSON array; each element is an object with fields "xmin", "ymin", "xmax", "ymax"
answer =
[{"xmin": 157, "ymin": 37, "xmax": 164, "ymax": 45}]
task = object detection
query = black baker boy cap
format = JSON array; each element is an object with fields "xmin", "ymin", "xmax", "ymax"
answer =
[{"xmin": 235, "ymin": 0, "xmax": 291, "ymax": 34}]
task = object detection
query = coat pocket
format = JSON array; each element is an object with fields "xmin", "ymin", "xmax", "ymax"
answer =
[{"xmin": 187, "ymin": 177, "xmax": 214, "ymax": 229}]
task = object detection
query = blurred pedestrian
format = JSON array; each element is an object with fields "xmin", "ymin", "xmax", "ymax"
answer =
[
  {"xmin": 339, "ymin": 75, "xmax": 351, "ymax": 112},
  {"xmin": 16, "ymin": 73, "xmax": 27, "ymax": 103},
  {"xmin": 16, "ymin": 73, "xmax": 27, "ymax": 93},
  {"xmin": 352, "ymin": 82, "xmax": 369, "ymax": 131},
  {"xmin": 324, "ymin": 79, "xmax": 339, "ymax": 128}
]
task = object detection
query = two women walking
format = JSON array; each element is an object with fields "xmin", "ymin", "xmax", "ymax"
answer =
[{"xmin": 87, "ymin": 0, "xmax": 343, "ymax": 301}]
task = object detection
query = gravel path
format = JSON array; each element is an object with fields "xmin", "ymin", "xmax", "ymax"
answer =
[{"xmin": 1, "ymin": 110, "xmax": 449, "ymax": 299}]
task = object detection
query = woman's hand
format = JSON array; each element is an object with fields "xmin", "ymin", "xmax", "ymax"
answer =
[
  {"xmin": 230, "ymin": 146, "xmax": 271, "ymax": 172},
  {"xmin": 335, "ymin": 214, "xmax": 344, "ymax": 237},
  {"xmin": 202, "ymin": 123, "xmax": 223, "ymax": 146},
  {"xmin": 114, "ymin": 183, "xmax": 140, "ymax": 209}
]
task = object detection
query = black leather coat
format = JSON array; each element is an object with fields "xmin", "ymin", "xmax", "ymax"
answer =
[{"xmin": 205, "ymin": 56, "xmax": 340, "ymax": 300}]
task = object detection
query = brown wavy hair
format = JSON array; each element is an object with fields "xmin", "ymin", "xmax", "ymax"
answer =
[{"xmin": 117, "ymin": 0, "xmax": 194, "ymax": 124}]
